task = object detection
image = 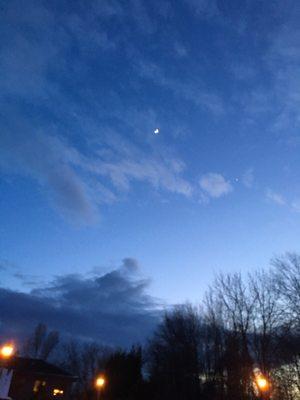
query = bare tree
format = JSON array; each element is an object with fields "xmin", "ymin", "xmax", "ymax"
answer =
[
  {"xmin": 205, "ymin": 260, "xmax": 300, "ymax": 400},
  {"xmin": 248, "ymin": 269, "xmax": 283, "ymax": 372},
  {"xmin": 23, "ymin": 323, "xmax": 60, "ymax": 361},
  {"xmin": 214, "ymin": 273, "xmax": 255, "ymax": 338},
  {"xmin": 272, "ymin": 356, "xmax": 300, "ymax": 400},
  {"xmin": 203, "ymin": 290, "xmax": 226, "ymax": 400},
  {"xmin": 61, "ymin": 340, "xmax": 111, "ymax": 400},
  {"xmin": 31, "ymin": 323, "xmax": 47, "ymax": 358},
  {"xmin": 272, "ymin": 253, "xmax": 300, "ymax": 329},
  {"xmin": 209, "ymin": 273, "xmax": 256, "ymax": 400}
]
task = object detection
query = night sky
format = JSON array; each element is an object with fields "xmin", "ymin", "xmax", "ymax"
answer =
[{"xmin": 1, "ymin": 0, "xmax": 300, "ymax": 346}]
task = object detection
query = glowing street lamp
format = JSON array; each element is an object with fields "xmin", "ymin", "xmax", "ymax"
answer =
[
  {"xmin": 0, "ymin": 344, "xmax": 15, "ymax": 358},
  {"xmin": 95, "ymin": 376, "xmax": 105, "ymax": 389},
  {"xmin": 253, "ymin": 370, "xmax": 271, "ymax": 399},
  {"xmin": 95, "ymin": 375, "xmax": 106, "ymax": 400},
  {"xmin": 256, "ymin": 376, "xmax": 269, "ymax": 391}
]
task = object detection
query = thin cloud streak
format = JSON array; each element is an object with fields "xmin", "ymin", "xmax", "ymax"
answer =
[
  {"xmin": 0, "ymin": 127, "xmax": 193, "ymax": 224},
  {"xmin": 266, "ymin": 189, "xmax": 286, "ymax": 206},
  {"xmin": 137, "ymin": 61, "xmax": 225, "ymax": 116}
]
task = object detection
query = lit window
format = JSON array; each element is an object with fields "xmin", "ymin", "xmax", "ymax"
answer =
[
  {"xmin": 33, "ymin": 381, "xmax": 46, "ymax": 392},
  {"xmin": 53, "ymin": 388, "xmax": 64, "ymax": 396},
  {"xmin": 33, "ymin": 381, "xmax": 41, "ymax": 393}
]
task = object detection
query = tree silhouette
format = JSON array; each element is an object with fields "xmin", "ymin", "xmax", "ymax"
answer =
[
  {"xmin": 148, "ymin": 304, "xmax": 203, "ymax": 400},
  {"xmin": 23, "ymin": 323, "xmax": 59, "ymax": 361}
]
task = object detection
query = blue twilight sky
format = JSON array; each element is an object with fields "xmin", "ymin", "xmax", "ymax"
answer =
[{"xmin": 1, "ymin": 0, "xmax": 300, "ymax": 345}]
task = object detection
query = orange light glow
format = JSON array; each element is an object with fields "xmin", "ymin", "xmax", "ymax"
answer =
[
  {"xmin": 53, "ymin": 388, "xmax": 64, "ymax": 396},
  {"xmin": 95, "ymin": 376, "xmax": 105, "ymax": 389},
  {"xmin": 256, "ymin": 376, "xmax": 269, "ymax": 390},
  {"xmin": 253, "ymin": 367, "xmax": 270, "ymax": 393},
  {"xmin": 0, "ymin": 344, "xmax": 14, "ymax": 358}
]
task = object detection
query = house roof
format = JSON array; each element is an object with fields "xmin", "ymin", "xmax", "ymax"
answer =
[{"xmin": 0, "ymin": 357, "xmax": 76, "ymax": 380}]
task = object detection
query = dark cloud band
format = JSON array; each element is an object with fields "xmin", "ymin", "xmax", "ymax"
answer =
[{"xmin": 0, "ymin": 266, "xmax": 160, "ymax": 347}]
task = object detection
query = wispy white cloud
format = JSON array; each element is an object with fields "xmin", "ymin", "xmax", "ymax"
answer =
[
  {"xmin": 0, "ymin": 123, "xmax": 193, "ymax": 224},
  {"xmin": 0, "ymin": 0, "xmax": 248, "ymax": 226},
  {"xmin": 265, "ymin": 188, "xmax": 300, "ymax": 216},
  {"xmin": 226, "ymin": 4, "xmax": 300, "ymax": 145},
  {"xmin": 291, "ymin": 200, "xmax": 300, "ymax": 213},
  {"xmin": 255, "ymin": 11, "xmax": 300, "ymax": 142},
  {"xmin": 138, "ymin": 61, "xmax": 225, "ymax": 115},
  {"xmin": 0, "ymin": 0, "xmax": 198, "ymax": 225},
  {"xmin": 199, "ymin": 173, "xmax": 233, "ymax": 199},
  {"xmin": 265, "ymin": 189, "xmax": 286, "ymax": 206},
  {"xmin": 97, "ymin": 158, "xmax": 193, "ymax": 197},
  {"xmin": 0, "ymin": 1, "xmax": 120, "ymax": 102},
  {"xmin": 267, "ymin": 28, "xmax": 300, "ymax": 135},
  {"xmin": 241, "ymin": 168, "xmax": 254, "ymax": 188},
  {"xmin": 0, "ymin": 130, "xmax": 100, "ymax": 225}
]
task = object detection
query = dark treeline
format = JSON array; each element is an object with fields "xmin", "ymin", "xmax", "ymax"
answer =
[{"xmin": 22, "ymin": 253, "xmax": 300, "ymax": 400}]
